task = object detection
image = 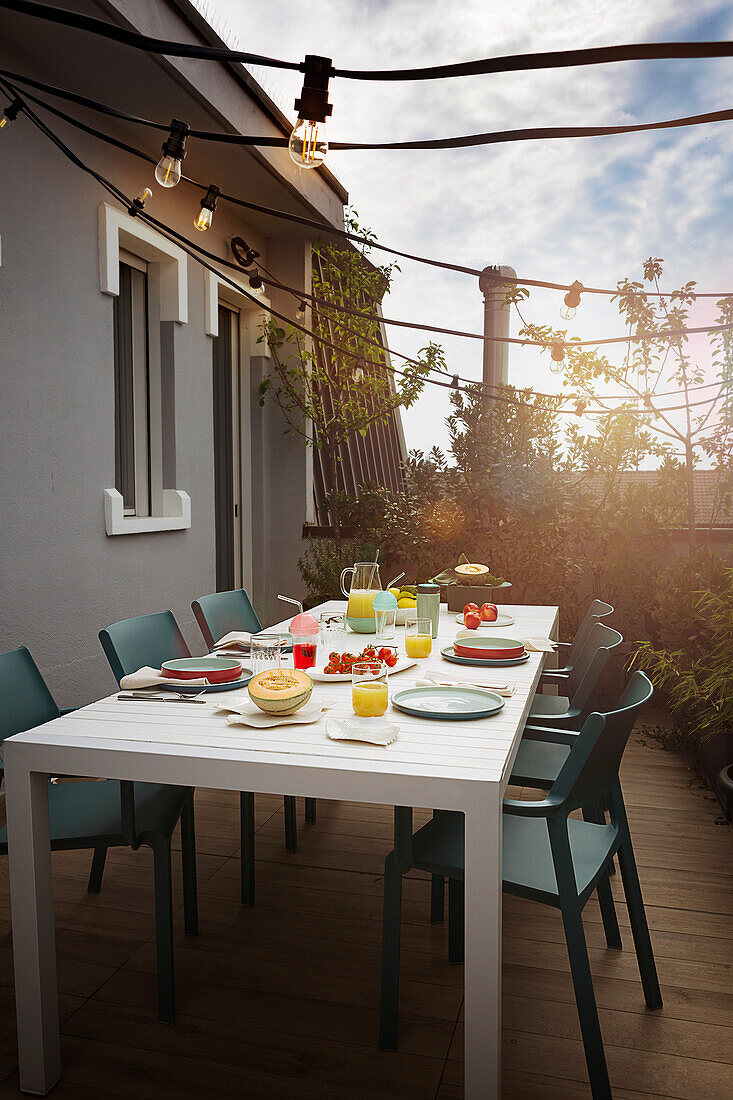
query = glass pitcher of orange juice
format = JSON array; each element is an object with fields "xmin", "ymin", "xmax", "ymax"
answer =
[{"xmin": 340, "ymin": 560, "xmax": 381, "ymax": 633}]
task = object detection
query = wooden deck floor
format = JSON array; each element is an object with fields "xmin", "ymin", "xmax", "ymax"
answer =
[{"xmin": 0, "ymin": 732, "xmax": 731, "ymax": 1098}]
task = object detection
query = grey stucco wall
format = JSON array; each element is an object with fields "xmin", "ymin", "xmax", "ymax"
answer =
[{"xmin": 0, "ymin": 92, "xmax": 315, "ymax": 706}]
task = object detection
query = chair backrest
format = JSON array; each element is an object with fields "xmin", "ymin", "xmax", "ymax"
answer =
[
  {"xmin": 0, "ymin": 647, "xmax": 60, "ymax": 748},
  {"xmin": 552, "ymin": 671, "xmax": 653, "ymax": 814},
  {"xmin": 567, "ymin": 621, "xmax": 623, "ymax": 706},
  {"xmin": 568, "ymin": 599, "xmax": 614, "ymax": 664},
  {"xmin": 99, "ymin": 610, "xmax": 190, "ymax": 685},
  {"xmin": 191, "ymin": 588, "xmax": 262, "ymax": 650}
]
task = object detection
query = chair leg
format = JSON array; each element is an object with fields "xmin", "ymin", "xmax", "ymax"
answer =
[
  {"xmin": 240, "ymin": 792, "xmax": 255, "ymax": 907},
  {"xmin": 180, "ymin": 796, "xmax": 198, "ymax": 935},
  {"xmin": 560, "ymin": 901, "xmax": 612, "ymax": 1100},
  {"xmin": 448, "ymin": 879, "xmax": 464, "ymax": 964},
  {"xmin": 284, "ymin": 795, "xmax": 298, "ymax": 852},
  {"xmin": 618, "ymin": 836, "xmax": 663, "ymax": 1010},
  {"xmin": 86, "ymin": 846, "xmax": 107, "ymax": 894},
  {"xmin": 305, "ymin": 798, "xmax": 317, "ymax": 824},
  {"xmin": 582, "ymin": 807, "xmax": 621, "ymax": 950},
  {"xmin": 379, "ymin": 852, "xmax": 403, "ymax": 1050},
  {"xmin": 151, "ymin": 838, "xmax": 175, "ymax": 1024},
  {"xmin": 430, "ymin": 874, "xmax": 445, "ymax": 922}
]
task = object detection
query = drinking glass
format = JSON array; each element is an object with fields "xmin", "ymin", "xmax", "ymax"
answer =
[
  {"xmin": 351, "ymin": 661, "xmax": 389, "ymax": 718},
  {"xmin": 405, "ymin": 617, "xmax": 432, "ymax": 659},
  {"xmin": 375, "ymin": 608, "xmax": 397, "ymax": 640},
  {"xmin": 319, "ymin": 611, "xmax": 346, "ymax": 658},
  {"xmin": 251, "ymin": 633, "xmax": 288, "ymax": 675}
]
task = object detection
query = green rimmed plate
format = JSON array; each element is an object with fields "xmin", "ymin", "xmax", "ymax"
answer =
[{"xmin": 391, "ymin": 685, "xmax": 505, "ymax": 720}]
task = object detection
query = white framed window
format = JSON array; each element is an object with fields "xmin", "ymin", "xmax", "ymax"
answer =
[
  {"xmin": 99, "ymin": 203, "xmax": 190, "ymax": 534},
  {"xmin": 114, "ymin": 250, "xmax": 163, "ymax": 517}
]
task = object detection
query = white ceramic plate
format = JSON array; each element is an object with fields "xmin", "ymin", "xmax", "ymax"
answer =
[
  {"xmin": 455, "ymin": 612, "xmax": 515, "ymax": 628},
  {"xmin": 310, "ymin": 656, "xmax": 418, "ymax": 682}
]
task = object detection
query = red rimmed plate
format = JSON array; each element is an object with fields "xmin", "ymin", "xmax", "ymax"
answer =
[
  {"xmin": 453, "ymin": 636, "xmax": 525, "ymax": 660},
  {"xmin": 161, "ymin": 657, "xmax": 243, "ymax": 683}
]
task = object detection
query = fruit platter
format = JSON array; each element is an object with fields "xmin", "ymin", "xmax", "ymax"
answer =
[
  {"xmin": 310, "ymin": 644, "xmax": 418, "ymax": 682},
  {"xmin": 457, "ymin": 602, "xmax": 515, "ymax": 629},
  {"xmin": 385, "ymin": 583, "xmax": 418, "ymax": 625}
]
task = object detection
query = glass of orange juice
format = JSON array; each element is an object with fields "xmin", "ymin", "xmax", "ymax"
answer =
[
  {"xmin": 352, "ymin": 661, "xmax": 389, "ymax": 717},
  {"xmin": 405, "ymin": 617, "xmax": 432, "ymax": 659}
]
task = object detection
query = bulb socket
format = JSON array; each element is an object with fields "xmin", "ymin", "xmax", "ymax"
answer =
[
  {"xmin": 294, "ymin": 55, "xmax": 334, "ymax": 123},
  {"xmin": 2, "ymin": 98, "xmax": 23, "ymax": 124},
  {"xmin": 161, "ymin": 118, "xmax": 189, "ymax": 163},
  {"xmin": 199, "ymin": 184, "xmax": 220, "ymax": 214},
  {"xmin": 248, "ymin": 270, "xmax": 264, "ymax": 290}
]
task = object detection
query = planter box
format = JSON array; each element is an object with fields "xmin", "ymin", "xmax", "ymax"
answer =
[
  {"xmin": 698, "ymin": 727, "xmax": 733, "ymax": 820},
  {"xmin": 445, "ymin": 582, "xmax": 513, "ymax": 613}
]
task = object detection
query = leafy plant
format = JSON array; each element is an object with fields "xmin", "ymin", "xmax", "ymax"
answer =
[
  {"xmin": 258, "ymin": 211, "xmax": 444, "ymax": 548},
  {"xmin": 633, "ymin": 560, "xmax": 733, "ymax": 745}
]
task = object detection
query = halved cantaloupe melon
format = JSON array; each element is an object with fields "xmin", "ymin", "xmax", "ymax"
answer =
[
  {"xmin": 454, "ymin": 562, "xmax": 491, "ymax": 584},
  {"xmin": 248, "ymin": 668, "xmax": 313, "ymax": 715}
]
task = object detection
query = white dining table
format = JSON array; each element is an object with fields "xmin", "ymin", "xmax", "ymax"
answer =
[{"xmin": 4, "ymin": 600, "xmax": 558, "ymax": 1098}]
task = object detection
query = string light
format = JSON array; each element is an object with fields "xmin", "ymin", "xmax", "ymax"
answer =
[
  {"xmin": 193, "ymin": 183, "xmax": 220, "ymax": 232},
  {"xmin": 5, "ymin": 78, "xmax": 727, "ymax": 426},
  {"xmin": 289, "ymin": 55, "xmax": 333, "ymax": 169},
  {"xmin": 574, "ymin": 397, "xmax": 588, "ymax": 416},
  {"xmin": 128, "ymin": 186, "xmax": 152, "ymax": 217},
  {"xmin": 0, "ymin": 96, "xmax": 21, "ymax": 129},
  {"xmin": 550, "ymin": 339, "xmax": 566, "ymax": 371},
  {"xmin": 352, "ymin": 358, "xmax": 365, "ymax": 383},
  {"xmin": 296, "ymin": 301, "xmax": 307, "ymax": 320},
  {"xmin": 450, "ymin": 374, "xmax": 459, "ymax": 388},
  {"xmin": 248, "ymin": 269, "xmax": 265, "ymax": 295},
  {"xmin": 155, "ymin": 118, "xmax": 188, "ymax": 187},
  {"xmin": 560, "ymin": 280, "xmax": 583, "ymax": 319}
]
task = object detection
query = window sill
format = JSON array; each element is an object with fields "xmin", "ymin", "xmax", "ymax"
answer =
[{"xmin": 104, "ymin": 488, "xmax": 191, "ymax": 535}]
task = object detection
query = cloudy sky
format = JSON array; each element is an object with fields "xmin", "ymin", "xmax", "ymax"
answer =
[{"xmin": 204, "ymin": 0, "xmax": 733, "ymax": 456}]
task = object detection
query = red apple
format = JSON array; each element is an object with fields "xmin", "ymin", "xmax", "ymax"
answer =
[
  {"xmin": 463, "ymin": 602, "xmax": 479, "ymax": 617},
  {"xmin": 480, "ymin": 603, "xmax": 499, "ymax": 622},
  {"xmin": 464, "ymin": 610, "xmax": 482, "ymax": 630}
]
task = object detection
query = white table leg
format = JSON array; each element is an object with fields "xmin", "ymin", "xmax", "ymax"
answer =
[
  {"xmin": 464, "ymin": 786, "xmax": 502, "ymax": 1099},
  {"xmin": 5, "ymin": 761, "xmax": 60, "ymax": 1095}
]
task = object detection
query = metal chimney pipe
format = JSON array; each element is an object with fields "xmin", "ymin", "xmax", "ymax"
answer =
[{"xmin": 479, "ymin": 265, "xmax": 517, "ymax": 400}]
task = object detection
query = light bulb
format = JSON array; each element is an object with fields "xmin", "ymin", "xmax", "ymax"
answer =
[
  {"xmin": 154, "ymin": 119, "xmax": 189, "ymax": 188},
  {"xmin": 352, "ymin": 366, "xmax": 364, "ymax": 383},
  {"xmin": 155, "ymin": 154, "xmax": 182, "ymax": 188},
  {"xmin": 550, "ymin": 340, "xmax": 565, "ymax": 372},
  {"xmin": 296, "ymin": 301, "xmax": 306, "ymax": 320},
  {"xmin": 248, "ymin": 271, "xmax": 265, "ymax": 296},
  {"xmin": 129, "ymin": 187, "xmax": 153, "ymax": 217},
  {"xmin": 289, "ymin": 118, "xmax": 328, "ymax": 169},
  {"xmin": 560, "ymin": 280, "xmax": 583, "ymax": 320},
  {"xmin": 193, "ymin": 184, "xmax": 220, "ymax": 232}
]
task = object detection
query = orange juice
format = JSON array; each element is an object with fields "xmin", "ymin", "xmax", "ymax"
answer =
[
  {"xmin": 352, "ymin": 680, "xmax": 389, "ymax": 717},
  {"xmin": 346, "ymin": 588, "xmax": 378, "ymax": 621},
  {"xmin": 405, "ymin": 632, "xmax": 432, "ymax": 659}
]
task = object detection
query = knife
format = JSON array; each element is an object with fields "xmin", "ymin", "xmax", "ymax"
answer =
[{"xmin": 116, "ymin": 694, "xmax": 208, "ymax": 704}]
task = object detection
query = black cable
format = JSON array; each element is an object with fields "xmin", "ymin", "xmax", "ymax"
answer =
[
  {"xmin": 3, "ymin": 66, "xmax": 733, "ymax": 151},
  {"xmin": 6, "ymin": 76, "xmax": 733, "ymax": 366},
  {"xmin": 2, "ymin": 79, "xmax": 726, "ymax": 420},
  {"xmin": 4, "ymin": 1, "xmax": 733, "ymax": 81}
]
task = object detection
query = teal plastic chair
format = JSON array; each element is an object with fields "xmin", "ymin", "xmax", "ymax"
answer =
[
  {"xmin": 527, "ymin": 623, "xmax": 622, "ymax": 728},
  {"xmin": 100, "ymin": 609, "xmax": 297, "ymax": 909},
  {"xmin": 192, "ymin": 588, "xmax": 317, "ymax": 830},
  {"xmin": 0, "ymin": 647, "xmax": 197, "ymax": 1023},
  {"xmin": 541, "ymin": 599, "xmax": 614, "ymax": 689},
  {"xmin": 379, "ymin": 672, "xmax": 661, "ymax": 1100}
]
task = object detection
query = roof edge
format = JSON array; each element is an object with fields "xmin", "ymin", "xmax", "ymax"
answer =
[{"xmin": 166, "ymin": 0, "xmax": 349, "ymax": 206}]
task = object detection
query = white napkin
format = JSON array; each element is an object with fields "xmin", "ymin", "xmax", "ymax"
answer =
[
  {"xmin": 213, "ymin": 631, "xmax": 252, "ymax": 654},
  {"xmin": 455, "ymin": 630, "xmax": 556, "ymax": 653},
  {"xmin": 326, "ymin": 717, "xmax": 399, "ymax": 746},
  {"xmin": 120, "ymin": 666, "xmax": 210, "ymax": 690},
  {"xmin": 415, "ymin": 675, "xmax": 516, "ymax": 697},
  {"xmin": 215, "ymin": 698, "xmax": 331, "ymax": 729}
]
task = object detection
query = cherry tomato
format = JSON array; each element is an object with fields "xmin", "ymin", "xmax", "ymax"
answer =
[
  {"xmin": 385, "ymin": 653, "xmax": 398, "ymax": 668},
  {"xmin": 329, "ymin": 651, "xmax": 341, "ymax": 663},
  {"xmin": 463, "ymin": 603, "xmax": 479, "ymax": 617},
  {"xmin": 480, "ymin": 603, "xmax": 499, "ymax": 622},
  {"xmin": 378, "ymin": 647, "xmax": 394, "ymax": 661},
  {"xmin": 362, "ymin": 645, "xmax": 377, "ymax": 658},
  {"xmin": 464, "ymin": 610, "xmax": 482, "ymax": 630}
]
